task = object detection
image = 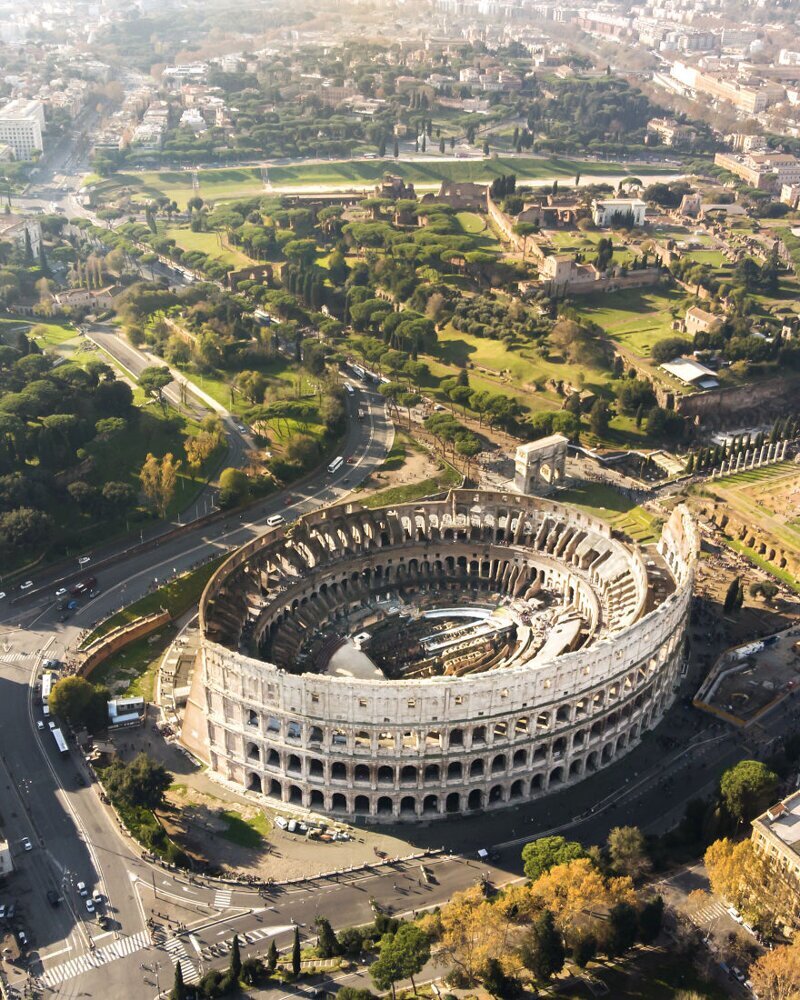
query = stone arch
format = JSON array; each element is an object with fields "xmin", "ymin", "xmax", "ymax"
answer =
[
  {"xmin": 377, "ymin": 765, "xmax": 394, "ymax": 784},
  {"xmin": 331, "ymin": 761, "xmax": 347, "ymax": 780},
  {"xmin": 489, "ymin": 784, "xmax": 504, "ymax": 804},
  {"xmin": 288, "ymin": 784, "xmax": 303, "ymax": 804},
  {"xmin": 377, "ymin": 796, "xmax": 393, "ymax": 815},
  {"xmin": 354, "ymin": 795, "xmax": 370, "ymax": 815},
  {"xmin": 470, "ymin": 758, "xmax": 485, "ymax": 778},
  {"xmin": 331, "ymin": 792, "xmax": 347, "ymax": 812},
  {"xmin": 491, "ymin": 753, "xmax": 507, "ymax": 774},
  {"xmin": 354, "ymin": 763, "xmax": 371, "ymax": 783},
  {"xmin": 400, "ymin": 796, "xmax": 417, "ymax": 816},
  {"xmin": 423, "ymin": 794, "xmax": 439, "ymax": 814},
  {"xmin": 447, "ymin": 761, "xmax": 462, "ymax": 780},
  {"xmin": 247, "ymin": 773, "xmax": 263, "ymax": 793},
  {"xmin": 467, "ymin": 788, "xmax": 483, "ymax": 810},
  {"xmin": 446, "ymin": 792, "xmax": 460, "ymax": 813},
  {"xmin": 510, "ymin": 779, "xmax": 525, "ymax": 799},
  {"xmin": 310, "ymin": 789, "xmax": 324, "ymax": 809},
  {"xmin": 401, "ymin": 764, "xmax": 418, "ymax": 783}
]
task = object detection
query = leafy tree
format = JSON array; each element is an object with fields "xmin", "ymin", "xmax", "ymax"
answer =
[
  {"xmin": 218, "ymin": 467, "xmax": 249, "ymax": 508},
  {"xmin": 720, "ymin": 760, "xmax": 778, "ymax": 824},
  {"xmin": 315, "ymin": 916, "xmax": 341, "ymax": 958},
  {"xmin": 230, "ymin": 934, "xmax": 241, "ymax": 981},
  {"xmin": 103, "ymin": 753, "xmax": 172, "ymax": 811},
  {"xmin": 291, "ymin": 925, "xmax": 301, "ymax": 977},
  {"xmin": 588, "ymin": 399, "xmax": 610, "ymax": 436},
  {"xmin": 651, "ymin": 336, "xmax": 694, "ymax": 364},
  {"xmin": 521, "ymin": 836, "xmax": 587, "ymax": 881},
  {"xmin": 605, "ymin": 902, "xmax": 638, "ymax": 957},
  {"xmin": 520, "ymin": 910, "xmax": 565, "ymax": 981},
  {"xmin": 337, "ymin": 990, "xmax": 376, "ymax": 1000},
  {"xmin": 241, "ymin": 957, "xmax": 266, "ymax": 986},
  {"xmin": 266, "ymin": 939, "xmax": 278, "ymax": 972},
  {"xmin": 139, "ymin": 452, "xmax": 181, "ymax": 517},
  {"xmin": 138, "ymin": 365, "xmax": 172, "ymax": 409},
  {"xmin": 607, "ymin": 826, "xmax": 651, "ymax": 881},
  {"xmin": 637, "ymin": 895, "xmax": 664, "ymax": 944},
  {"xmin": 372, "ymin": 923, "xmax": 430, "ymax": 997},
  {"xmin": 750, "ymin": 937, "xmax": 800, "ymax": 1000},
  {"xmin": 170, "ymin": 961, "xmax": 186, "ymax": 1000},
  {"xmin": 50, "ymin": 676, "xmax": 109, "ymax": 733},
  {"xmin": 481, "ymin": 957, "xmax": 517, "ymax": 998}
]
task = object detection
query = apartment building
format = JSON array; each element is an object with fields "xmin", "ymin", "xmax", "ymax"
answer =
[
  {"xmin": 670, "ymin": 62, "xmax": 772, "ymax": 114},
  {"xmin": 715, "ymin": 151, "xmax": 800, "ymax": 190},
  {"xmin": 0, "ymin": 99, "xmax": 44, "ymax": 160}
]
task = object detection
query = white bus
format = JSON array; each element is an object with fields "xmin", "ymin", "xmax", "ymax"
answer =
[
  {"xmin": 41, "ymin": 672, "xmax": 53, "ymax": 709},
  {"xmin": 344, "ymin": 382, "xmax": 355, "ymax": 395},
  {"xmin": 327, "ymin": 456, "xmax": 344, "ymax": 474},
  {"xmin": 52, "ymin": 728, "xmax": 68, "ymax": 754}
]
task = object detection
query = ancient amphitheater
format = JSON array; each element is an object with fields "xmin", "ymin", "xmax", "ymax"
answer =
[{"xmin": 183, "ymin": 490, "xmax": 698, "ymax": 823}]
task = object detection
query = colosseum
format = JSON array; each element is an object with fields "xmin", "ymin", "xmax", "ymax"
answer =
[{"xmin": 183, "ymin": 490, "xmax": 698, "ymax": 823}]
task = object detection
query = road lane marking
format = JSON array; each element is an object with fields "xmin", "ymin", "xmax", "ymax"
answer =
[
  {"xmin": 164, "ymin": 936, "xmax": 201, "ymax": 984},
  {"xmin": 40, "ymin": 930, "xmax": 151, "ymax": 986}
]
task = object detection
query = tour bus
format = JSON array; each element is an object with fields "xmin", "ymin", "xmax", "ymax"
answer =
[
  {"xmin": 327, "ymin": 456, "xmax": 344, "ymax": 474},
  {"xmin": 41, "ymin": 672, "xmax": 53, "ymax": 709},
  {"xmin": 52, "ymin": 728, "xmax": 68, "ymax": 754}
]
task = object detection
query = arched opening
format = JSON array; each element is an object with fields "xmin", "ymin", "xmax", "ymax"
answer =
[
  {"xmin": 400, "ymin": 765, "xmax": 418, "ymax": 784},
  {"xmin": 309, "ymin": 725, "xmax": 323, "ymax": 744},
  {"xmin": 247, "ymin": 709, "xmax": 259, "ymax": 728},
  {"xmin": 332, "ymin": 761, "xmax": 347, "ymax": 780},
  {"xmin": 331, "ymin": 793, "xmax": 347, "ymax": 812},
  {"xmin": 308, "ymin": 758, "xmax": 323, "ymax": 778},
  {"xmin": 513, "ymin": 748, "xmax": 527, "ymax": 768},
  {"xmin": 424, "ymin": 763, "xmax": 440, "ymax": 782},
  {"xmin": 446, "ymin": 792, "xmax": 460, "ymax": 813},
  {"xmin": 377, "ymin": 796, "xmax": 393, "ymax": 815},
  {"xmin": 467, "ymin": 789, "xmax": 483, "ymax": 811},
  {"xmin": 247, "ymin": 773, "xmax": 263, "ymax": 793},
  {"xmin": 447, "ymin": 761, "xmax": 462, "ymax": 780},
  {"xmin": 310, "ymin": 789, "xmax": 324, "ymax": 809},
  {"xmin": 400, "ymin": 796, "xmax": 417, "ymax": 816},
  {"xmin": 472, "ymin": 726, "xmax": 486, "ymax": 745},
  {"xmin": 268, "ymin": 778, "xmax": 282, "ymax": 799},
  {"xmin": 449, "ymin": 729, "xmax": 464, "ymax": 747},
  {"xmin": 287, "ymin": 754, "xmax": 301, "ymax": 774},
  {"xmin": 586, "ymin": 751, "xmax": 599, "ymax": 772},
  {"xmin": 489, "ymin": 784, "xmax": 504, "ymax": 803},
  {"xmin": 510, "ymin": 779, "xmax": 524, "ymax": 799},
  {"xmin": 354, "ymin": 795, "xmax": 370, "ymax": 815},
  {"xmin": 491, "ymin": 754, "xmax": 507, "ymax": 774},
  {"xmin": 469, "ymin": 759, "xmax": 484, "ymax": 778},
  {"xmin": 423, "ymin": 794, "xmax": 439, "ymax": 814},
  {"xmin": 549, "ymin": 766, "xmax": 564, "ymax": 787},
  {"xmin": 377, "ymin": 765, "xmax": 394, "ymax": 784},
  {"xmin": 288, "ymin": 785, "xmax": 303, "ymax": 804},
  {"xmin": 601, "ymin": 743, "xmax": 613, "ymax": 764},
  {"xmin": 530, "ymin": 774, "xmax": 543, "ymax": 793},
  {"xmin": 246, "ymin": 742, "xmax": 260, "ymax": 762},
  {"xmin": 354, "ymin": 764, "xmax": 371, "ymax": 783},
  {"xmin": 267, "ymin": 748, "xmax": 280, "ymax": 768},
  {"xmin": 569, "ymin": 759, "xmax": 583, "ymax": 778}
]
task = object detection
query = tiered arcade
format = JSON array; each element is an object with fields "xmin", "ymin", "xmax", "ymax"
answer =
[{"xmin": 189, "ymin": 491, "xmax": 698, "ymax": 822}]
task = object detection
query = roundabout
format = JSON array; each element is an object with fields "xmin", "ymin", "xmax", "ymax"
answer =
[{"xmin": 186, "ymin": 489, "xmax": 699, "ymax": 823}]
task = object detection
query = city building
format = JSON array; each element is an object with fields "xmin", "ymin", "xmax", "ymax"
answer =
[
  {"xmin": 591, "ymin": 198, "xmax": 647, "ymax": 227},
  {"xmin": 0, "ymin": 99, "xmax": 44, "ymax": 160},
  {"xmin": 714, "ymin": 151, "xmax": 800, "ymax": 190},
  {"xmin": 684, "ymin": 305, "xmax": 720, "ymax": 336},
  {"xmin": 752, "ymin": 791, "xmax": 800, "ymax": 888},
  {"xmin": 0, "ymin": 214, "xmax": 42, "ymax": 257},
  {"xmin": 660, "ymin": 357, "xmax": 720, "ymax": 389}
]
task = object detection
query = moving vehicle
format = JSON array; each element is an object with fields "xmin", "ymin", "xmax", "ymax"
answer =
[
  {"xmin": 20, "ymin": 838, "xmax": 32, "ymax": 852},
  {"xmin": 266, "ymin": 514, "xmax": 285, "ymax": 527},
  {"xmin": 76, "ymin": 881, "xmax": 88, "ymax": 897},
  {"xmin": 78, "ymin": 556, "xmax": 91, "ymax": 565},
  {"xmin": 20, "ymin": 581, "xmax": 33, "ymax": 591},
  {"xmin": 344, "ymin": 382, "xmax": 355, "ymax": 395},
  {"xmin": 55, "ymin": 588, "xmax": 67, "ymax": 598},
  {"xmin": 52, "ymin": 728, "xmax": 68, "ymax": 754},
  {"xmin": 36, "ymin": 721, "xmax": 44, "ymax": 731},
  {"xmin": 0, "ymin": 592, "xmax": 6, "ymax": 600},
  {"xmin": 41, "ymin": 672, "xmax": 53, "ymax": 709},
  {"xmin": 85, "ymin": 899, "xmax": 95, "ymax": 913},
  {"xmin": 327, "ymin": 456, "xmax": 344, "ymax": 474}
]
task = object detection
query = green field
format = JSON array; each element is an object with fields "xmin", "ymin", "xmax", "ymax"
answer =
[
  {"xmin": 558, "ymin": 480, "xmax": 659, "ymax": 543},
  {"xmin": 87, "ymin": 628, "xmax": 175, "ymax": 699},
  {"xmin": 546, "ymin": 230, "xmax": 637, "ymax": 267},
  {"xmin": 118, "ymin": 157, "xmax": 679, "ymax": 208},
  {"xmin": 456, "ymin": 211, "xmax": 487, "ymax": 234},
  {"xmin": 164, "ymin": 226, "xmax": 254, "ymax": 267},
  {"xmin": 573, "ymin": 286, "xmax": 687, "ymax": 361}
]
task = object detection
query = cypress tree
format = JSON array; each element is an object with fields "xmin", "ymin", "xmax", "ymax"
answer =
[
  {"xmin": 291, "ymin": 926, "xmax": 301, "ymax": 976},
  {"xmin": 267, "ymin": 939, "xmax": 278, "ymax": 973},
  {"xmin": 230, "ymin": 934, "xmax": 242, "ymax": 981}
]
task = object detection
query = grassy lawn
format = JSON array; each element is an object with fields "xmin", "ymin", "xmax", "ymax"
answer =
[
  {"xmin": 573, "ymin": 286, "xmax": 688, "ymax": 365},
  {"xmin": 0, "ymin": 316, "xmax": 78, "ymax": 348},
  {"xmin": 87, "ymin": 627, "xmax": 176, "ymax": 699},
  {"xmin": 723, "ymin": 536, "xmax": 800, "ymax": 592},
  {"xmin": 126, "ymin": 157, "xmax": 679, "ymax": 207},
  {"xmin": 456, "ymin": 211, "xmax": 487, "ymax": 235},
  {"xmin": 361, "ymin": 460, "xmax": 462, "ymax": 508},
  {"xmin": 164, "ymin": 225, "xmax": 254, "ymax": 268},
  {"xmin": 557, "ymin": 480, "xmax": 659, "ymax": 543},
  {"xmin": 219, "ymin": 810, "xmax": 271, "ymax": 848},
  {"xmin": 81, "ymin": 556, "xmax": 225, "ymax": 646},
  {"xmin": 679, "ymin": 249, "xmax": 728, "ymax": 267},
  {"xmin": 545, "ymin": 230, "xmax": 637, "ymax": 266}
]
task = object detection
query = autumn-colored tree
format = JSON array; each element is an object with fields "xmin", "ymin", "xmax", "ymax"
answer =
[
  {"xmin": 184, "ymin": 428, "xmax": 221, "ymax": 472},
  {"xmin": 139, "ymin": 452, "xmax": 181, "ymax": 517},
  {"xmin": 750, "ymin": 937, "xmax": 800, "ymax": 1000},
  {"xmin": 705, "ymin": 837, "xmax": 800, "ymax": 932},
  {"xmin": 528, "ymin": 858, "xmax": 636, "ymax": 940},
  {"xmin": 439, "ymin": 885, "xmax": 515, "ymax": 984}
]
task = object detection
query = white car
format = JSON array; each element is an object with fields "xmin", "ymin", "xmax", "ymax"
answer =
[
  {"xmin": 0, "ymin": 592, "xmax": 5, "ymax": 600},
  {"xmin": 36, "ymin": 721, "xmax": 44, "ymax": 731},
  {"xmin": 77, "ymin": 556, "xmax": 91, "ymax": 565},
  {"xmin": 21, "ymin": 837, "xmax": 32, "ymax": 852},
  {"xmin": 237, "ymin": 424, "xmax": 247, "ymax": 433},
  {"xmin": 85, "ymin": 899, "xmax": 95, "ymax": 913},
  {"xmin": 76, "ymin": 881, "xmax": 88, "ymax": 897},
  {"xmin": 55, "ymin": 588, "xmax": 67, "ymax": 598},
  {"xmin": 20, "ymin": 581, "xmax": 33, "ymax": 591}
]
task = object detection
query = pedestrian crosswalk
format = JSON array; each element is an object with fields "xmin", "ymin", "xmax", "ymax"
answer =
[
  {"xmin": 213, "ymin": 888, "xmax": 233, "ymax": 909},
  {"xmin": 690, "ymin": 900, "xmax": 727, "ymax": 927},
  {"xmin": 40, "ymin": 930, "xmax": 151, "ymax": 987},
  {"xmin": 165, "ymin": 935, "xmax": 201, "ymax": 984},
  {"xmin": 0, "ymin": 651, "xmax": 27, "ymax": 664}
]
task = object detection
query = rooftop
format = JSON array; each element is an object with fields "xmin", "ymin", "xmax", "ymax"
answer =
[
  {"xmin": 661, "ymin": 357, "xmax": 719, "ymax": 388},
  {"xmin": 757, "ymin": 790, "xmax": 800, "ymax": 854}
]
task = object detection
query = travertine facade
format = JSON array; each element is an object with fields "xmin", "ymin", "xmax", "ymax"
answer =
[{"xmin": 193, "ymin": 491, "xmax": 698, "ymax": 822}]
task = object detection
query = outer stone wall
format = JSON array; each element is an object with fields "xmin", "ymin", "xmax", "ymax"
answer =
[{"xmin": 192, "ymin": 492, "xmax": 698, "ymax": 822}]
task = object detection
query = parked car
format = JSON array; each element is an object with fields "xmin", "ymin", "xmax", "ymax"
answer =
[
  {"xmin": 16, "ymin": 930, "xmax": 28, "ymax": 948},
  {"xmin": 76, "ymin": 881, "xmax": 88, "ymax": 897},
  {"xmin": 36, "ymin": 721, "xmax": 44, "ymax": 731},
  {"xmin": 77, "ymin": 556, "xmax": 91, "ymax": 565},
  {"xmin": 20, "ymin": 581, "xmax": 33, "ymax": 591},
  {"xmin": 20, "ymin": 838, "xmax": 32, "ymax": 852},
  {"xmin": 55, "ymin": 588, "xmax": 67, "ymax": 598},
  {"xmin": 85, "ymin": 899, "xmax": 95, "ymax": 913}
]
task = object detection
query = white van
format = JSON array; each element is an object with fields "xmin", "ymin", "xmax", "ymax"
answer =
[{"xmin": 266, "ymin": 514, "xmax": 285, "ymax": 527}]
